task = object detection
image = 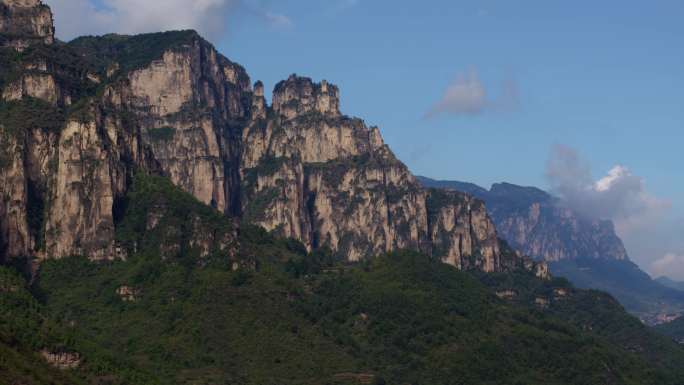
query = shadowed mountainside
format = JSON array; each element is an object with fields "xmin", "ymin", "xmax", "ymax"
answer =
[{"xmin": 418, "ymin": 176, "xmax": 684, "ymax": 321}]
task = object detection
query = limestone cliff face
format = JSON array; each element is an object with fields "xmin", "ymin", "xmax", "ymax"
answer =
[
  {"xmin": 45, "ymin": 34, "xmax": 250, "ymax": 259},
  {"xmin": 492, "ymin": 201, "xmax": 628, "ymax": 262},
  {"xmin": 0, "ymin": 3, "xmax": 545, "ymax": 275},
  {"xmin": 2, "ymin": 73, "xmax": 60, "ymax": 104},
  {"xmin": 2, "ymin": 30, "xmax": 250, "ymax": 260},
  {"xmin": 418, "ymin": 177, "xmax": 629, "ymax": 262},
  {"xmin": 0, "ymin": 133, "xmax": 30, "ymax": 259},
  {"xmin": 426, "ymin": 189, "xmax": 500, "ymax": 271},
  {"xmin": 0, "ymin": 0, "xmax": 54, "ymax": 51},
  {"xmin": 239, "ymin": 75, "xmax": 519, "ymax": 272}
]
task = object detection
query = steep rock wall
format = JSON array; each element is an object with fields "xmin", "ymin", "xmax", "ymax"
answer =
[
  {"xmin": 239, "ymin": 75, "xmax": 511, "ymax": 271},
  {"xmin": 0, "ymin": 3, "xmax": 545, "ymax": 275},
  {"xmin": 0, "ymin": 0, "xmax": 54, "ymax": 51},
  {"xmin": 418, "ymin": 178, "xmax": 629, "ymax": 263}
]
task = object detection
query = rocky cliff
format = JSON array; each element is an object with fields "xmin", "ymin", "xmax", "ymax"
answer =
[
  {"xmin": 418, "ymin": 177, "xmax": 629, "ymax": 262},
  {"xmin": 0, "ymin": 0, "xmax": 54, "ymax": 51},
  {"xmin": 416, "ymin": 177, "xmax": 684, "ymax": 319},
  {"xmin": 0, "ymin": 1, "xmax": 544, "ymax": 275},
  {"xmin": 241, "ymin": 75, "xmax": 506, "ymax": 270}
]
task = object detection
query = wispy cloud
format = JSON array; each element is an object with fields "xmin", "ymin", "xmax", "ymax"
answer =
[
  {"xmin": 46, "ymin": 0, "xmax": 292, "ymax": 41},
  {"xmin": 262, "ymin": 11, "xmax": 294, "ymax": 28},
  {"xmin": 426, "ymin": 69, "xmax": 520, "ymax": 118},
  {"xmin": 427, "ymin": 70, "xmax": 487, "ymax": 116}
]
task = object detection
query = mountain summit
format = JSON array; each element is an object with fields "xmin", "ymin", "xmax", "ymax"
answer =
[
  {"xmin": 0, "ymin": 0, "xmax": 54, "ymax": 51},
  {"xmin": 418, "ymin": 176, "xmax": 684, "ymax": 321},
  {"xmin": 0, "ymin": 3, "xmax": 545, "ymax": 277},
  {"xmin": 417, "ymin": 177, "xmax": 628, "ymax": 262},
  {"xmin": 3, "ymin": 3, "xmax": 684, "ymax": 385}
]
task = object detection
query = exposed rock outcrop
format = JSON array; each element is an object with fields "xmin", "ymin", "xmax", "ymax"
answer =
[
  {"xmin": 0, "ymin": 3, "xmax": 544, "ymax": 276},
  {"xmin": 0, "ymin": 0, "xmax": 54, "ymax": 51},
  {"xmin": 272, "ymin": 75, "xmax": 340, "ymax": 119},
  {"xmin": 40, "ymin": 349, "xmax": 81, "ymax": 370},
  {"xmin": 0, "ymin": 31, "xmax": 250, "ymax": 260},
  {"xmin": 418, "ymin": 177, "xmax": 629, "ymax": 262},
  {"xmin": 116, "ymin": 285, "xmax": 139, "ymax": 302},
  {"xmin": 239, "ymin": 75, "xmax": 524, "ymax": 271},
  {"xmin": 2, "ymin": 73, "xmax": 59, "ymax": 104}
]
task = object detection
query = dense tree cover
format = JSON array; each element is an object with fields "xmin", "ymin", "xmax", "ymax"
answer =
[
  {"xmin": 68, "ymin": 30, "xmax": 202, "ymax": 76},
  {"xmin": 0, "ymin": 97, "xmax": 65, "ymax": 137},
  {"xmin": 551, "ymin": 258, "xmax": 684, "ymax": 318},
  {"xmin": 655, "ymin": 317, "xmax": 684, "ymax": 342},
  {"xmin": 0, "ymin": 266, "xmax": 151, "ymax": 385},
  {"xmin": 2, "ymin": 174, "xmax": 684, "ymax": 384}
]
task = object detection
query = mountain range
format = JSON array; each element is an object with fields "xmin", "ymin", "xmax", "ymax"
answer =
[
  {"xmin": 417, "ymin": 176, "xmax": 684, "ymax": 323},
  {"xmin": 657, "ymin": 276, "xmax": 684, "ymax": 292},
  {"xmin": 1, "ymin": 1, "xmax": 684, "ymax": 383},
  {"xmin": 0, "ymin": 0, "xmax": 544, "ymax": 277}
]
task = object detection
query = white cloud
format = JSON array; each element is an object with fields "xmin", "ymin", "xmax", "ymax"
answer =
[
  {"xmin": 546, "ymin": 145, "xmax": 671, "ymax": 233},
  {"xmin": 45, "ymin": 0, "xmax": 291, "ymax": 41},
  {"xmin": 426, "ymin": 69, "xmax": 519, "ymax": 118},
  {"xmin": 428, "ymin": 70, "xmax": 487, "ymax": 116},
  {"xmin": 651, "ymin": 253, "xmax": 684, "ymax": 282},
  {"xmin": 595, "ymin": 165, "xmax": 630, "ymax": 192},
  {"xmin": 545, "ymin": 145, "xmax": 683, "ymax": 277},
  {"xmin": 262, "ymin": 11, "xmax": 294, "ymax": 28}
]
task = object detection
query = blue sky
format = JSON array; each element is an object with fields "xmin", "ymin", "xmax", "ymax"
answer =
[
  {"xmin": 48, "ymin": 0, "xmax": 684, "ymax": 277},
  {"xmin": 218, "ymin": 0, "xmax": 684, "ymax": 195}
]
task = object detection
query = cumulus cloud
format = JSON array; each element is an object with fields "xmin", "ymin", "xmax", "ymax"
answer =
[
  {"xmin": 545, "ymin": 145, "xmax": 684, "ymax": 279},
  {"xmin": 45, "ymin": 0, "xmax": 291, "ymax": 41},
  {"xmin": 426, "ymin": 69, "xmax": 519, "ymax": 118},
  {"xmin": 651, "ymin": 253, "xmax": 684, "ymax": 282},
  {"xmin": 545, "ymin": 145, "xmax": 670, "ymax": 233}
]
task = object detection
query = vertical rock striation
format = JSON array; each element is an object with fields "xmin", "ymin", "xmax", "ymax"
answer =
[
  {"xmin": 0, "ymin": 2, "xmax": 545, "ymax": 276},
  {"xmin": 0, "ymin": 0, "xmax": 54, "ymax": 51},
  {"xmin": 240, "ymin": 75, "xmax": 524, "ymax": 272},
  {"xmin": 417, "ymin": 177, "xmax": 629, "ymax": 262}
]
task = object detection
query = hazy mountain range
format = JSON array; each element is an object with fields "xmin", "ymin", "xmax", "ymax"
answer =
[{"xmin": 418, "ymin": 176, "xmax": 684, "ymax": 323}]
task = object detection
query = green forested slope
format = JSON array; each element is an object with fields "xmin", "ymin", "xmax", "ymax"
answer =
[
  {"xmin": 2, "ymin": 174, "xmax": 684, "ymax": 385},
  {"xmin": 655, "ymin": 317, "xmax": 684, "ymax": 342}
]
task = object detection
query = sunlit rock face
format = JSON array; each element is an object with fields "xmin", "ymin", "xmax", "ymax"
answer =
[
  {"xmin": 418, "ymin": 178, "xmax": 629, "ymax": 263},
  {"xmin": 240, "ymin": 74, "xmax": 520, "ymax": 272},
  {"xmin": 0, "ymin": 0, "xmax": 54, "ymax": 51},
  {"xmin": 0, "ymin": 1, "xmax": 546, "ymax": 276}
]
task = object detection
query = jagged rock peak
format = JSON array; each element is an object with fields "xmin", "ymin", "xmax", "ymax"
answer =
[
  {"xmin": 0, "ymin": 0, "xmax": 54, "ymax": 51},
  {"xmin": 418, "ymin": 177, "xmax": 630, "ymax": 262},
  {"xmin": 2, "ymin": 0, "xmax": 40, "ymax": 7},
  {"xmin": 254, "ymin": 81, "xmax": 265, "ymax": 97},
  {"xmin": 251, "ymin": 80, "xmax": 266, "ymax": 119},
  {"xmin": 272, "ymin": 74, "xmax": 340, "ymax": 119}
]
